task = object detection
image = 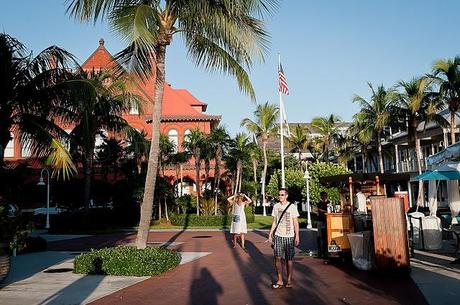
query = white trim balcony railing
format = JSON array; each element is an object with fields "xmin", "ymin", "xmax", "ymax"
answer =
[{"xmin": 396, "ymin": 158, "xmax": 427, "ymax": 173}]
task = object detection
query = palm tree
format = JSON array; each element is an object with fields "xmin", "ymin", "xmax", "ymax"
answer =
[
  {"xmin": 169, "ymin": 151, "xmax": 190, "ymax": 197},
  {"xmin": 200, "ymin": 134, "xmax": 214, "ymax": 196},
  {"xmin": 286, "ymin": 124, "xmax": 309, "ymax": 170},
  {"xmin": 431, "ymin": 57, "xmax": 460, "ymax": 145},
  {"xmin": 209, "ymin": 126, "xmax": 230, "ymax": 214},
  {"xmin": 349, "ymin": 114, "xmax": 374, "ymax": 173},
  {"xmin": 61, "ymin": 69, "xmax": 141, "ymax": 206},
  {"xmin": 396, "ymin": 77, "xmax": 447, "ymax": 205},
  {"xmin": 96, "ymin": 136, "xmax": 124, "ymax": 179},
  {"xmin": 125, "ymin": 129, "xmax": 150, "ymax": 175},
  {"xmin": 0, "ymin": 33, "xmax": 77, "ymax": 176},
  {"xmin": 67, "ymin": 0, "xmax": 277, "ymax": 249},
  {"xmin": 248, "ymin": 141, "xmax": 260, "ymax": 199},
  {"xmin": 242, "ymin": 102, "xmax": 278, "ymax": 216},
  {"xmin": 183, "ymin": 128, "xmax": 205, "ymax": 215},
  {"xmin": 159, "ymin": 133, "xmax": 174, "ymax": 177},
  {"xmin": 311, "ymin": 114, "xmax": 341, "ymax": 162},
  {"xmin": 353, "ymin": 83, "xmax": 396, "ymax": 174},
  {"xmin": 231, "ymin": 133, "xmax": 251, "ymax": 194}
]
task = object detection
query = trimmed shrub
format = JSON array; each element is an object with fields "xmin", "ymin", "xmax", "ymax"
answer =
[
  {"xmin": 170, "ymin": 208, "xmax": 255, "ymax": 227},
  {"xmin": 74, "ymin": 246, "xmax": 181, "ymax": 276}
]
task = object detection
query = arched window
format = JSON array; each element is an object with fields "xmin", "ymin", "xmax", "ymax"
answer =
[
  {"xmin": 4, "ymin": 132, "xmax": 15, "ymax": 158},
  {"xmin": 168, "ymin": 129, "xmax": 178, "ymax": 153}
]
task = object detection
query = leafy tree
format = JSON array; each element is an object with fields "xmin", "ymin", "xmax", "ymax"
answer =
[
  {"xmin": 286, "ymin": 124, "xmax": 310, "ymax": 170},
  {"xmin": 353, "ymin": 83, "xmax": 396, "ymax": 174},
  {"xmin": 241, "ymin": 102, "xmax": 279, "ymax": 215},
  {"xmin": 431, "ymin": 57, "xmax": 460, "ymax": 145},
  {"xmin": 125, "ymin": 129, "xmax": 150, "ymax": 175},
  {"xmin": 267, "ymin": 168, "xmax": 305, "ymax": 203},
  {"xmin": 305, "ymin": 161, "xmax": 350, "ymax": 206},
  {"xmin": 0, "ymin": 33, "xmax": 77, "ymax": 176},
  {"xmin": 395, "ymin": 77, "xmax": 447, "ymax": 204},
  {"xmin": 209, "ymin": 126, "xmax": 230, "ymax": 214},
  {"xmin": 311, "ymin": 114, "xmax": 341, "ymax": 162},
  {"xmin": 96, "ymin": 136, "xmax": 124, "ymax": 179},
  {"xmin": 159, "ymin": 133, "xmax": 174, "ymax": 177},
  {"xmin": 67, "ymin": 0, "xmax": 278, "ymax": 249},
  {"xmin": 62, "ymin": 69, "xmax": 141, "ymax": 206},
  {"xmin": 183, "ymin": 128, "xmax": 205, "ymax": 215}
]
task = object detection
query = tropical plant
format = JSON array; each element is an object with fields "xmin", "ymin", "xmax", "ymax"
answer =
[
  {"xmin": 247, "ymin": 141, "xmax": 261, "ymax": 199},
  {"xmin": 183, "ymin": 128, "xmax": 205, "ymax": 215},
  {"xmin": 395, "ymin": 77, "xmax": 447, "ymax": 204},
  {"xmin": 125, "ymin": 129, "xmax": 150, "ymax": 175},
  {"xmin": 352, "ymin": 83, "xmax": 396, "ymax": 173},
  {"xmin": 431, "ymin": 57, "xmax": 460, "ymax": 144},
  {"xmin": 67, "ymin": 0, "xmax": 277, "ymax": 249},
  {"xmin": 286, "ymin": 124, "xmax": 309, "ymax": 170},
  {"xmin": 267, "ymin": 168, "xmax": 305, "ymax": 203},
  {"xmin": 159, "ymin": 133, "xmax": 174, "ymax": 177},
  {"xmin": 241, "ymin": 102, "xmax": 279, "ymax": 215},
  {"xmin": 61, "ymin": 69, "xmax": 142, "ymax": 206},
  {"xmin": 307, "ymin": 161, "xmax": 350, "ymax": 206},
  {"xmin": 0, "ymin": 33, "xmax": 77, "ymax": 177},
  {"xmin": 169, "ymin": 151, "xmax": 190, "ymax": 197},
  {"xmin": 209, "ymin": 126, "xmax": 230, "ymax": 214},
  {"xmin": 310, "ymin": 114, "xmax": 341, "ymax": 162},
  {"xmin": 96, "ymin": 136, "xmax": 124, "ymax": 179},
  {"xmin": 228, "ymin": 133, "xmax": 251, "ymax": 194}
]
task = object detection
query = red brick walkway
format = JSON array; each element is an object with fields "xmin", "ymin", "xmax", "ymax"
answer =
[{"xmin": 49, "ymin": 231, "xmax": 428, "ymax": 305}]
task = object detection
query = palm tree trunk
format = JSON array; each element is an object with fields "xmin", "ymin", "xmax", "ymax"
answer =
[
  {"xmin": 262, "ymin": 140, "xmax": 268, "ymax": 216},
  {"xmin": 252, "ymin": 158, "xmax": 258, "ymax": 198},
  {"xmin": 298, "ymin": 151, "xmax": 303, "ymax": 171},
  {"xmin": 214, "ymin": 146, "xmax": 222, "ymax": 215},
  {"xmin": 415, "ymin": 133, "xmax": 424, "ymax": 206},
  {"xmin": 135, "ymin": 45, "xmax": 166, "ymax": 249},
  {"xmin": 195, "ymin": 154, "xmax": 201, "ymax": 215},
  {"xmin": 164, "ymin": 197, "xmax": 169, "ymax": 221},
  {"xmin": 83, "ymin": 149, "xmax": 94, "ymax": 208},
  {"xmin": 377, "ymin": 134, "xmax": 384, "ymax": 174},
  {"xmin": 451, "ymin": 111, "xmax": 456, "ymax": 145},
  {"xmin": 204, "ymin": 159, "xmax": 210, "ymax": 195},
  {"xmin": 158, "ymin": 198, "xmax": 162, "ymax": 220},
  {"xmin": 234, "ymin": 165, "xmax": 240, "ymax": 195},
  {"xmin": 237, "ymin": 160, "xmax": 243, "ymax": 193}
]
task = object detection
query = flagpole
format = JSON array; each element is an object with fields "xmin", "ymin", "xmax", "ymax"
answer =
[{"xmin": 279, "ymin": 53, "xmax": 286, "ymax": 188}]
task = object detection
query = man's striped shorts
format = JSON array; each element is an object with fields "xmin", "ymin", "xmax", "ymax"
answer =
[{"xmin": 273, "ymin": 235, "xmax": 295, "ymax": 260}]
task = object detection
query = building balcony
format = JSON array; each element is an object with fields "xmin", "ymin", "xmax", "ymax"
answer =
[{"xmin": 395, "ymin": 158, "xmax": 427, "ymax": 173}]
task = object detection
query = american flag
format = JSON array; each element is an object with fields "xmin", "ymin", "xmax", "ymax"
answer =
[{"xmin": 278, "ymin": 63, "xmax": 289, "ymax": 95}]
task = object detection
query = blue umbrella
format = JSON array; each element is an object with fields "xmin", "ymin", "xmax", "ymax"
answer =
[{"xmin": 415, "ymin": 170, "xmax": 460, "ymax": 181}]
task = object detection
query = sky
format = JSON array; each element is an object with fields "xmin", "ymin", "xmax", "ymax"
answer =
[{"xmin": 2, "ymin": 0, "xmax": 460, "ymax": 136}]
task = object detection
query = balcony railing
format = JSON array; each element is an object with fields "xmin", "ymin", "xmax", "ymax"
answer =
[{"xmin": 395, "ymin": 158, "xmax": 427, "ymax": 173}]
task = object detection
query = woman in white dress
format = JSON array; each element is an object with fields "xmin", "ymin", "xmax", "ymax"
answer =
[{"xmin": 228, "ymin": 193, "xmax": 252, "ymax": 249}]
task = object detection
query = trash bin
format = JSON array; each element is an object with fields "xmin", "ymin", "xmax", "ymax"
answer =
[
  {"xmin": 347, "ymin": 231, "xmax": 374, "ymax": 271},
  {"xmin": 422, "ymin": 216, "xmax": 442, "ymax": 250}
]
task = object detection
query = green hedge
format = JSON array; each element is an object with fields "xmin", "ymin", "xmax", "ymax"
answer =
[
  {"xmin": 74, "ymin": 246, "xmax": 181, "ymax": 276},
  {"xmin": 170, "ymin": 208, "xmax": 255, "ymax": 227}
]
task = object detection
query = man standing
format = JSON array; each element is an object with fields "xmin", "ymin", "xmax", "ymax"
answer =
[
  {"xmin": 317, "ymin": 191, "xmax": 329, "ymax": 257},
  {"xmin": 268, "ymin": 188, "xmax": 300, "ymax": 289},
  {"xmin": 354, "ymin": 184, "xmax": 367, "ymax": 214}
]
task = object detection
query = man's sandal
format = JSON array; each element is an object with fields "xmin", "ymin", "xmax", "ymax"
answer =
[
  {"xmin": 285, "ymin": 283, "xmax": 293, "ymax": 288},
  {"xmin": 271, "ymin": 283, "xmax": 283, "ymax": 289}
]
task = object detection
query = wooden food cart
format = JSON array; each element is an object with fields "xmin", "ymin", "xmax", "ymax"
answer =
[{"xmin": 319, "ymin": 173, "xmax": 410, "ymax": 257}]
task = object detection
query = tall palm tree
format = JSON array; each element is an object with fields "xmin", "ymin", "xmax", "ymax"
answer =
[
  {"xmin": 286, "ymin": 124, "xmax": 309, "ymax": 170},
  {"xmin": 67, "ymin": 0, "xmax": 278, "ymax": 249},
  {"xmin": 431, "ymin": 57, "xmax": 460, "ymax": 145},
  {"xmin": 0, "ymin": 33, "xmax": 77, "ymax": 176},
  {"xmin": 311, "ymin": 114, "xmax": 341, "ymax": 162},
  {"xmin": 200, "ymin": 134, "xmax": 214, "ymax": 196},
  {"xmin": 396, "ymin": 77, "xmax": 447, "ymax": 205},
  {"xmin": 183, "ymin": 128, "xmax": 205, "ymax": 215},
  {"xmin": 349, "ymin": 114, "xmax": 374, "ymax": 173},
  {"xmin": 353, "ymin": 83, "xmax": 396, "ymax": 174},
  {"xmin": 209, "ymin": 126, "xmax": 230, "ymax": 214},
  {"xmin": 61, "ymin": 69, "xmax": 141, "ymax": 206},
  {"xmin": 241, "ymin": 102, "xmax": 278, "ymax": 216},
  {"xmin": 169, "ymin": 151, "xmax": 190, "ymax": 197}
]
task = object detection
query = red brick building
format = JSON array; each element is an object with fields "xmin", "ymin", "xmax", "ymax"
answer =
[{"xmin": 5, "ymin": 39, "xmax": 222, "ymax": 195}]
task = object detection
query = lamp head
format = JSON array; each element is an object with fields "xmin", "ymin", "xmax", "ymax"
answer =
[{"xmin": 37, "ymin": 177, "xmax": 45, "ymax": 186}]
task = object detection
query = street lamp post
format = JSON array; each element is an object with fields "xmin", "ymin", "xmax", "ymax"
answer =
[
  {"xmin": 303, "ymin": 168, "xmax": 312, "ymax": 229},
  {"xmin": 37, "ymin": 168, "xmax": 50, "ymax": 229}
]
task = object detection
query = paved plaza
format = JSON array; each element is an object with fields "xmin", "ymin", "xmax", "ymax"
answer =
[{"xmin": 0, "ymin": 230, "xmax": 458, "ymax": 305}]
